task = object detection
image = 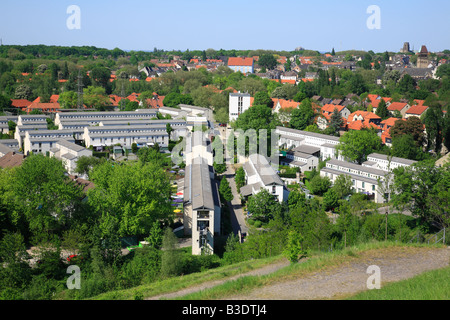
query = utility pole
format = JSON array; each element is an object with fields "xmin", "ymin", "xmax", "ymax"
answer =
[
  {"xmin": 77, "ymin": 70, "xmax": 84, "ymax": 110},
  {"xmin": 120, "ymin": 81, "xmax": 126, "ymax": 111}
]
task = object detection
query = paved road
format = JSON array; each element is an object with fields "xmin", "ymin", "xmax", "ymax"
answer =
[
  {"xmin": 224, "ymin": 164, "xmax": 248, "ymax": 237},
  {"xmin": 218, "ymin": 126, "xmax": 248, "ymax": 237}
]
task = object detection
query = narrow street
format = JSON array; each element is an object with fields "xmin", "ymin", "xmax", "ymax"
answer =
[
  {"xmin": 224, "ymin": 163, "xmax": 248, "ymax": 237},
  {"xmin": 218, "ymin": 126, "xmax": 248, "ymax": 238}
]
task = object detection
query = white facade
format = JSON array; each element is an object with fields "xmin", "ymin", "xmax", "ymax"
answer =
[
  {"xmin": 49, "ymin": 139, "xmax": 93, "ymax": 174},
  {"xmin": 276, "ymin": 126, "xmax": 342, "ymax": 161},
  {"xmin": 23, "ymin": 130, "xmax": 75, "ymax": 155},
  {"xmin": 229, "ymin": 92, "xmax": 251, "ymax": 122},
  {"xmin": 240, "ymin": 153, "xmax": 289, "ymax": 203},
  {"xmin": 320, "ymin": 159, "xmax": 388, "ymax": 203},
  {"xmin": 363, "ymin": 153, "xmax": 417, "ymax": 171},
  {"xmin": 54, "ymin": 110, "xmax": 157, "ymax": 126}
]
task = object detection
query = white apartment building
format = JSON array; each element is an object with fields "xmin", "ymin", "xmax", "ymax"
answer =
[
  {"xmin": 281, "ymin": 145, "xmax": 320, "ymax": 172},
  {"xmin": 276, "ymin": 126, "xmax": 342, "ymax": 161},
  {"xmin": 183, "ymin": 156, "xmax": 221, "ymax": 255},
  {"xmin": 320, "ymin": 159, "xmax": 389, "ymax": 203},
  {"xmin": 14, "ymin": 124, "xmax": 49, "ymax": 149},
  {"xmin": 49, "ymin": 139, "xmax": 92, "ymax": 175},
  {"xmin": 363, "ymin": 153, "xmax": 417, "ymax": 171},
  {"xmin": 17, "ymin": 114, "xmax": 48, "ymax": 126},
  {"xmin": 23, "ymin": 130, "xmax": 75, "ymax": 155},
  {"xmin": 229, "ymin": 92, "xmax": 251, "ymax": 122},
  {"xmin": 240, "ymin": 153, "xmax": 289, "ymax": 203},
  {"xmin": 54, "ymin": 110, "xmax": 157, "ymax": 126}
]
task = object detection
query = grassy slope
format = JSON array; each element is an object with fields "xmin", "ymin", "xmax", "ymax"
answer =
[{"xmin": 90, "ymin": 241, "xmax": 446, "ymax": 300}]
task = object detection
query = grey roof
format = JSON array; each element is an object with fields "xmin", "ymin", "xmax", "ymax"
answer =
[
  {"xmin": 26, "ymin": 129, "xmax": 75, "ymax": 136},
  {"xmin": 240, "ymin": 182, "xmax": 263, "ymax": 196},
  {"xmin": 321, "ymin": 167, "xmax": 380, "ymax": 185},
  {"xmin": 0, "ymin": 139, "xmax": 19, "ymax": 146},
  {"xmin": 56, "ymin": 139, "xmax": 86, "ymax": 152},
  {"xmin": 292, "ymin": 151, "xmax": 314, "ymax": 159},
  {"xmin": 88, "ymin": 131, "xmax": 168, "ymax": 138},
  {"xmin": 367, "ymin": 153, "xmax": 417, "ymax": 166},
  {"xmin": 57, "ymin": 110, "xmax": 157, "ymax": 118},
  {"xmin": 179, "ymin": 104, "xmax": 209, "ymax": 111},
  {"xmin": 292, "ymin": 145, "xmax": 321, "ymax": 155},
  {"xmin": 29, "ymin": 137, "xmax": 75, "ymax": 143},
  {"xmin": 327, "ymin": 159, "xmax": 387, "ymax": 177},
  {"xmin": 249, "ymin": 153, "xmax": 284, "ymax": 186},
  {"xmin": 0, "ymin": 143, "xmax": 14, "ymax": 155},
  {"xmin": 60, "ymin": 153, "xmax": 78, "ymax": 160},
  {"xmin": 276, "ymin": 126, "xmax": 340, "ymax": 142},
  {"xmin": 229, "ymin": 92, "xmax": 251, "ymax": 97},
  {"xmin": 184, "ymin": 157, "xmax": 217, "ymax": 210}
]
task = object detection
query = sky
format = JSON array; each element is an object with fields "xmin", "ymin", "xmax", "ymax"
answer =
[{"xmin": 0, "ymin": 0, "xmax": 449, "ymax": 53}]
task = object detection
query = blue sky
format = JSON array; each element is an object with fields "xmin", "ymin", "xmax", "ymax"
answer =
[{"xmin": 1, "ymin": 0, "xmax": 449, "ymax": 53}]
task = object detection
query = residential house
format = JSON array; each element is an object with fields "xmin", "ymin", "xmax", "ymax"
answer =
[
  {"xmin": 404, "ymin": 105, "xmax": 428, "ymax": 119},
  {"xmin": 317, "ymin": 104, "xmax": 350, "ymax": 130},
  {"xmin": 227, "ymin": 57, "xmax": 254, "ymax": 74},
  {"xmin": 280, "ymin": 145, "xmax": 320, "ymax": 172},
  {"xmin": 276, "ymin": 126, "xmax": 341, "ymax": 161},
  {"xmin": 320, "ymin": 159, "xmax": 388, "ymax": 203},
  {"xmin": 240, "ymin": 153, "xmax": 289, "ymax": 203},
  {"xmin": 363, "ymin": 153, "xmax": 416, "ymax": 172},
  {"xmin": 23, "ymin": 130, "xmax": 75, "ymax": 155},
  {"xmin": 387, "ymin": 102, "xmax": 411, "ymax": 117},
  {"xmin": 49, "ymin": 139, "xmax": 93, "ymax": 175}
]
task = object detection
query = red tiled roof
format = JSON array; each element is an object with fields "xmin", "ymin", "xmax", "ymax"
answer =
[
  {"xmin": 380, "ymin": 117, "xmax": 403, "ymax": 130},
  {"xmin": 11, "ymin": 99, "xmax": 32, "ymax": 108},
  {"xmin": 322, "ymin": 104, "xmax": 345, "ymax": 114},
  {"xmin": 347, "ymin": 111, "xmax": 381, "ymax": 122},
  {"xmin": 387, "ymin": 102, "xmax": 408, "ymax": 111},
  {"xmin": 50, "ymin": 94, "xmax": 59, "ymax": 103},
  {"xmin": 406, "ymin": 105, "xmax": 428, "ymax": 115},
  {"xmin": 228, "ymin": 57, "xmax": 254, "ymax": 66},
  {"xmin": 26, "ymin": 102, "xmax": 60, "ymax": 113},
  {"xmin": 272, "ymin": 98, "xmax": 299, "ymax": 110},
  {"xmin": 0, "ymin": 152, "xmax": 24, "ymax": 168}
]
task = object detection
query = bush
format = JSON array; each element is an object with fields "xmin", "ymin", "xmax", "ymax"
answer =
[{"xmin": 253, "ymin": 220, "xmax": 262, "ymax": 228}]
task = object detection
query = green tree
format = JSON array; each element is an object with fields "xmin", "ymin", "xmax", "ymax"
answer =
[
  {"xmin": 336, "ymin": 129, "xmax": 382, "ymax": 164},
  {"xmin": 375, "ymin": 99, "xmax": 390, "ymax": 120},
  {"xmin": 258, "ymin": 54, "xmax": 277, "ymax": 70},
  {"xmin": 309, "ymin": 175, "xmax": 331, "ymax": 196},
  {"xmin": 323, "ymin": 188, "xmax": 340, "ymax": 211},
  {"xmin": 74, "ymin": 155, "xmax": 104, "ymax": 178},
  {"xmin": 160, "ymin": 228, "xmax": 183, "ymax": 277},
  {"xmin": 11, "ymin": 154, "xmax": 84, "ymax": 237},
  {"xmin": 247, "ymin": 188, "xmax": 280, "ymax": 222},
  {"xmin": 234, "ymin": 166, "xmax": 246, "ymax": 190},
  {"xmin": 328, "ymin": 107, "xmax": 344, "ymax": 134},
  {"xmin": 219, "ymin": 177, "xmax": 234, "ymax": 202},
  {"xmin": 391, "ymin": 134, "xmax": 423, "ymax": 160},
  {"xmin": 289, "ymin": 98, "xmax": 314, "ymax": 130},
  {"xmin": 253, "ymin": 91, "xmax": 274, "ymax": 109},
  {"xmin": 283, "ymin": 231, "xmax": 307, "ymax": 263},
  {"xmin": 88, "ymin": 161, "xmax": 173, "ymax": 238},
  {"xmin": 332, "ymin": 174, "xmax": 353, "ymax": 199},
  {"xmin": 14, "ymin": 84, "xmax": 32, "ymax": 100}
]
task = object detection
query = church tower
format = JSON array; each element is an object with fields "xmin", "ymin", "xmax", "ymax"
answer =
[{"xmin": 416, "ymin": 45, "xmax": 429, "ymax": 68}]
